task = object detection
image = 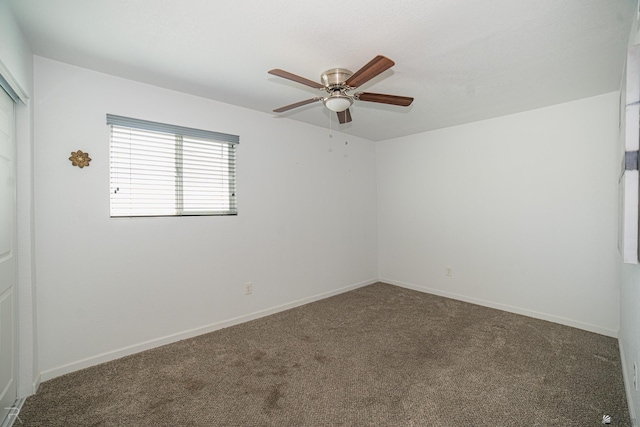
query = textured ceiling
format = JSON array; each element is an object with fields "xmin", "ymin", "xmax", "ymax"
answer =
[{"xmin": 8, "ymin": 0, "xmax": 636, "ymax": 141}]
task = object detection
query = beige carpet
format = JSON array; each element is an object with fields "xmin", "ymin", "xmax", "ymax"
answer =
[{"xmin": 19, "ymin": 283, "xmax": 630, "ymax": 426}]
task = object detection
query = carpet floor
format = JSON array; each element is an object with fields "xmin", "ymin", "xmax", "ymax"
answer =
[{"xmin": 18, "ymin": 282, "xmax": 630, "ymax": 426}]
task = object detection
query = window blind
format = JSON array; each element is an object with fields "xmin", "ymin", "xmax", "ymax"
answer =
[{"xmin": 108, "ymin": 115, "xmax": 238, "ymax": 217}]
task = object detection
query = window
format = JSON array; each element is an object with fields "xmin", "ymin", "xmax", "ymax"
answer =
[{"xmin": 107, "ymin": 114, "xmax": 238, "ymax": 217}]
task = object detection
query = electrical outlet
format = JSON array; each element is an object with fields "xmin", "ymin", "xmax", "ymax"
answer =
[
  {"xmin": 634, "ymin": 362, "xmax": 638, "ymax": 391},
  {"xmin": 244, "ymin": 282, "xmax": 253, "ymax": 295},
  {"xmin": 445, "ymin": 266, "xmax": 453, "ymax": 277}
]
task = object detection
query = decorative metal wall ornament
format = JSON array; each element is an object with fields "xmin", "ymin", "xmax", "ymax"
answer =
[{"xmin": 69, "ymin": 150, "xmax": 92, "ymax": 168}]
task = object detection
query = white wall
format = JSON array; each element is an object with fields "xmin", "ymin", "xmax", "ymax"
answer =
[
  {"xmin": 0, "ymin": 1, "xmax": 38, "ymax": 397},
  {"xmin": 377, "ymin": 92, "xmax": 621, "ymax": 337},
  {"xmin": 33, "ymin": 57, "xmax": 378, "ymax": 379}
]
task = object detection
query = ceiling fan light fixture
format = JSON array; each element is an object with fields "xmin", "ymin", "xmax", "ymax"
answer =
[{"xmin": 323, "ymin": 93, "xmax": 353, "ymax": 112}]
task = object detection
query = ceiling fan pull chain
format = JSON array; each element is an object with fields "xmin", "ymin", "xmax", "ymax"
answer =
[{"xmin": 343, "ymin": 120, "xmax": 349, "ymax": 158}]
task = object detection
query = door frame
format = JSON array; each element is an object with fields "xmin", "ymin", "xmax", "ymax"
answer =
[{"xmin": 0, "ymin": 62, "xmax": 38, "ymax": 420}]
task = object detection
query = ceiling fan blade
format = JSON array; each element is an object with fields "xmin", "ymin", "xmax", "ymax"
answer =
[
  {"xmin": 273, "ymin": 97, "xmax": 323, "ymax": 113},
  {"xmin": 356, "ymin": 92, "xmax": 414, "ymax": 107},
  {"xmin": 337, "ymin": 108, "xmax": 352, "ymax": 124},
  {"xmin": 345, "ymin": 55, "xmax": 395, "ymax": 88},
  {"xmin": 268, "ymin": 69, "xmax": 325, "ymax": 89}
]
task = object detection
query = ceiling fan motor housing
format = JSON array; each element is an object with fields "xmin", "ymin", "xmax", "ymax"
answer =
[
  {"xmin": 321, "ymin": 68, "xmax": 353, "ymax": 89},
  {"xmin": 321, "ymin": 68, "xmax": 354, "ymax": 112}
]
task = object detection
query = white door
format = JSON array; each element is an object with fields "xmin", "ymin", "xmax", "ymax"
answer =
[{"xmin": 0, "ymin": 87, "xmax": 16, "ymax": 423}]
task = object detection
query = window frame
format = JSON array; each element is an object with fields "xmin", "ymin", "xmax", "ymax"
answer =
[{"xmin": 107, "ymin": 114, "xmax": 239, "ymax": 218}]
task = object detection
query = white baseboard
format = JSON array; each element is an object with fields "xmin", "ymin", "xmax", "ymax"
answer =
[
  {"xmin": 619, "ymin": 340, "xmax": 639, "ymax": 427},
  {"xmin": 40, "ymin": 278, "xmax": 377, "ymax": 382},
  {"xmin": 32, "ymin": 373, "xmax": 41, "ymax": 394},
  {"xmin": 382, "ymin": 278, "xmax": 619, "ymax": 338}
]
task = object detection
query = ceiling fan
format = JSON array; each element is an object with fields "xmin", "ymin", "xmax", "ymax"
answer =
[{"xmin": 268, "ymin": 55, "xmax": 414, "ymax": 124}]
